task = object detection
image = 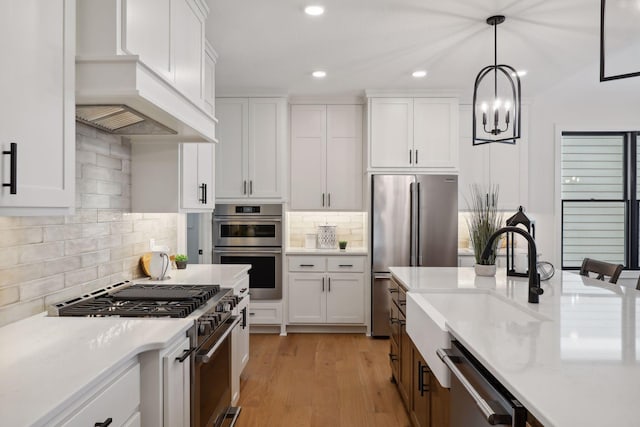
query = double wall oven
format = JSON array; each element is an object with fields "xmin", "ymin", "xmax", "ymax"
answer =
[{"xmin": 213, "ymin": 204, "xmax": 283, "ymax": 300}]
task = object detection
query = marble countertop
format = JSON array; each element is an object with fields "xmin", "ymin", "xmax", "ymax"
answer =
[
  {"xmin": 0, "ymin": 264, "xmax": 250, "ymax": 427},
  {"xmin": 285, "ymin": 247, "xmax": 368, "ymax": 255},
  {"xmin": 391, "ymin": 267, "xmax": 640, "ymax": 427}
]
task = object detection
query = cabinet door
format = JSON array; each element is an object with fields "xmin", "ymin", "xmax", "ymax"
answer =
[
  {"xmin": 181, "ymin": 144, "xmax": 200, "ymax": 209},
  {"xmin": 248, "ymin": 98, "xmax": 284, "ymax": 198},
  {"xmin": 399, "ymin": 310, "xmax": 411, "ymax": 407},
  {"xmin": 413, "ymin": 98, "xmax": 458, "ymax": 168},
  {"xmin": 325, "ymin": 274, "xmax": 364, "ymax": 324},
  {"xmin": 290, "ymin": 105, "xmax": 326, "ymax": 210},
  {"xmin": 172, "ymin": 0, "xmax": 204, "ymax": 103},
  {"xmin": 0, "ymin": 0, "xmax": 74, "ymax": 212},
  {"xmin": 370, "ymin": 98, "xmax": 413, "ymax": 168},
  {"xmin": 430, "ymin": 373, "xmax": 451, "ymax": 427},
  {"xmin": 203, "ymin": 44, "xmax": 216, "ymax": 116},
  {"xmin": 412, "ymin": 347, "xmax": 430, "ymax": 427},
  {"xmin": 216, "ymin": 99, "xmax": 248, "ymax": 199},
  {"xmin": 326, "ymin": 105, "xmax": 363, "ymax": 210},
  {"xmin": 163, "ymin": 337, "xmax": 190, "ymax": 427},
  {"xmin": 288, "ymin": 273, "xmax": 325, "ymax": 323},
  {"xmin": 197, "ymin": 143, "xmax": 215, "ymax": 209},
  {"xmin": 458, "ymin": 105, "xmax": 489, "ymax": 209}
]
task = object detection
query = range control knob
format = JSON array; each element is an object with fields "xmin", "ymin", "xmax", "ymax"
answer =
[{"xmin": 198, "ymin": 321, "xmax": 212, "ymax": 336}]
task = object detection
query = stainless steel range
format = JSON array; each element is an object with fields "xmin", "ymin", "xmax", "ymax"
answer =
[{"xmin": 49, "ymin": 282, "xmax": 243, "ymax": 427}]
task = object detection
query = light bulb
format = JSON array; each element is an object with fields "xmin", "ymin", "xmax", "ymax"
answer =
[
  {"xmin": 504, "ymin": 101, "xmax": 511, "ymax": 111},
  {"xmin": 304, "ymin": 5, "xmax": 325, "ymax": 16},
  {"xmin": 312, "ymin": 70, "xmax": 326, "ymax": 78},
  {"xmin": 412, "ymin": 70, "xmax": 427, "ymax": 78},
  {"xmin": 481, "ymin": 102, "xmax": 488, "ymax": 112},
  {"xmin": 493, "ymin": 99, "xmax": 501, "ymax": 110}
]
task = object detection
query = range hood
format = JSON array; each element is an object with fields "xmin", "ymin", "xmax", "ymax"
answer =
[{"xmin": 76, "ymin": 105, "xmax": 177, "ymax": 136}]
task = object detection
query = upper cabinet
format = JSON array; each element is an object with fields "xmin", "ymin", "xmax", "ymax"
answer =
[
  {"xmin": 215, "ymin": 98, "xmax": 287, "ymax": 201},
  {"xmin": 131, "ymin": 142, "xmax": 215, "ymax": 213},
  {"xmin": 457, "ymin": 104, "xmax": 529, "ymax": 211},
  {"xmin": 290, "ymin": 105, "xmax": 363, "ymax": 210},
  {"xmin": 0, "ymin": 0, "xmax": 75, "ymax": 215},
  {"xmin": 368, "ymin": 97, "xmax": 458, "ymax": 171},
  {"xmin": 76, "ymin": 0, "xmax": 217, "ymax": 142}
]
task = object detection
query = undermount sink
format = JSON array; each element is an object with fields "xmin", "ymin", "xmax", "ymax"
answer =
[{"xmin": 406, "ymin": 290, "xmax": 549, "ymax": 388}]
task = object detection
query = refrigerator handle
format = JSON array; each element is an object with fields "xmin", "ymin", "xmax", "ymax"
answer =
[
  {"xmin": 417, "ymin": 181, "xmax": 422, "ymax": 266},
  {"xmin": 409, "ymin": 182, "xmax": 415, "ymax": 266}
]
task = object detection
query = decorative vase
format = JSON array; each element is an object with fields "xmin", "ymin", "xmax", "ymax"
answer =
[
  {"xmin": 176, "ymin": 261, "xmax": 187, "ymax": 270},
  {"xmin": 474, "ymin": 263, "xmax": 496, "ymax": 277}
]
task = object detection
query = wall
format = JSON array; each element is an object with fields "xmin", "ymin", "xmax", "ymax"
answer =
[
  {"xmin": 286, "ymin": 212, "xmax": 367, "ymax": 249},
  {"xmin": 529, "ymin": 51, "xmax": 640, "ymax": 265},
  {"xmin": 0, "ymin": 124, "xmax": 178, "ymax": 327}
]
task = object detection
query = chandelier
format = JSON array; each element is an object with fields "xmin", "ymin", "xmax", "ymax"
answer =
[{"xmin": 472, "ymin": 15, "xmax": 521, "ymax": 145}]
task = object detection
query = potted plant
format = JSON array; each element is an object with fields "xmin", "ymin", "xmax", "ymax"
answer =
[
  {"xmin": 339, "ymin": 240, "xmax": 348, "ymax": 250},
  {"xmin": 466, "ymin": 184, "xmax": 503, "ymax": 276},
  {"xmin": 175, "ymin": 254, "xmax": 188, "ymax": 269}
]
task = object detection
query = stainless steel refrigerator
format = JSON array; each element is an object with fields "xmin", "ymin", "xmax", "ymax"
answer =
[{"xmin": 371, "ymin": 174, "xmax": 458, "ymax": 337}]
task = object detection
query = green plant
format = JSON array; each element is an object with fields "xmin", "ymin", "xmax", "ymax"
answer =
[
  {"xmin": 465, "ymin": 184, "xmax": 503, "ymax": 265},
  {"xmin": 175, "ymin": 254, "xmax": 188, "ymax": 262}
]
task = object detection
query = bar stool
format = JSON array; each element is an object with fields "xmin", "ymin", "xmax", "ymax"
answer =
[{"xmin": 579, "ymin": 258, "xmax": 623, "ymax": 284}]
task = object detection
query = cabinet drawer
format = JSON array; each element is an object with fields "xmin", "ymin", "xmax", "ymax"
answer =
[
  {"xmin": 249, "ymin": 303, "xmax": 282, "ymax": 324},
  {"xmin": 62, "ymin": 362, "xmax": 140, "ymax": 427},
  {"xmin": 326, "ymin": 256, "xmax": 365, "ymax": 272},
  {"xmin": 288, "ymin": 256, "xmax": 326, "ymax": 272}
]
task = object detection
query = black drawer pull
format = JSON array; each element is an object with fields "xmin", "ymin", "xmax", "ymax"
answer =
[
  {"xmin": 3, "ymin": 142, "xmax": 17, "ymax": 194},
  {"xmin": 338, "ymin": 264, "xmax": 353, "ymax": 267},
  {"xmin": 249, "ymin": 312, "xmax": 256, "ymax": 316},
  {"xmin": 299, "ymin": 264, "xmax": 315, "ymax": 267},
  {"xmin": 95, "ymin": 418, "xmax": 113, "ymax": 427},
  {"xmin": 175, "ymin": 348, "xmax": 192, "ymax": 363}
]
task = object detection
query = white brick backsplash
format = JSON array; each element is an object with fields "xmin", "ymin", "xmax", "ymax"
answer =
[
  {"xmin": 44, "ymin": 256, "xmax": 82, "ymax": 276},
  {"xmin": 65, "ymin": 267, "xmax": 98, "ymax": 287},
  {"xmin": 0, "ymin": 286, "xmax": 19, "ymax": 306},
  {"xmin": 0, "ymin": 127, "xmax": 177, "ymax": 326},
  {"xmin": 65, "ymin": 238, "xmax": 98, "ymax": 256},
  {"xmin": 21, "ymin": 275, "xmax": 65, "ymax": 301},
  {"xmin": 0, "ymin": 227, "xmax": 43, "ymax": 247},
  {"xmin": 286, "ymin": 211, "xmax": 368, "ymax": 248},
  {"xmin": 18, "ymin": 242, "xmax": 65, "ymax": 264},
  {"xmin": 96, "ymin": 154, "xmax": 122, "ymax": 170}
]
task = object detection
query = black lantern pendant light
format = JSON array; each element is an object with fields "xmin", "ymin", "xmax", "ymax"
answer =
[{"xmin": 472, "ymin": 15, "xmax": 521, "ymax": 145}]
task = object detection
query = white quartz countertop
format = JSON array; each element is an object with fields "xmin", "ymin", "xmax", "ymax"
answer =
[
  {"xmin": 391, "ymin": 267, "xmax": 640, "ymax": 427},
  {"xmin": 285, "ymin": 247, "xmax": 368, "ymax": 255},
  {"xmin": 140, "ymin": 263, "xmax": 251, "ymax": 286},
  {"xmin": 1, "ymin": 264, "xmax": 249, "ymax": 427}
]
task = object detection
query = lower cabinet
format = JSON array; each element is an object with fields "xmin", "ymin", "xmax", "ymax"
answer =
[
  {"xmin": 162, "ymin": 337, "xmax": 191, "ymax": 427},
  {"xmin": 287, "ymin": 255, "xmax": 365, "ymax": 324},
  {"xmin": 59, "ymin": 360, "xmax": 141, "ymax": 427},
  {"xmin": 390, "ymin": 277, "xmax": 450, "ymax": 427}
]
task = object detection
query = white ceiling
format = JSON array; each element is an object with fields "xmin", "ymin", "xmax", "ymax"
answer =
[{"xmin": 206, "ymin": 0, "xmax": 603, "ymax": 98}]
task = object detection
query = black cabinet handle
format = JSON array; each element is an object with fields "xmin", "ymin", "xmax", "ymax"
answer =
[
  {"xmin": 322, "ymin": 277, "xmax": 325, "ymax": 292},
  {"xmin": 199, "ymin": 183, "xmax": 207, "ymax": 204},
  {"xmin": 175, "ymin": 348, "xmax": 192, "ymax": 363},
  {"xmin": 328, "ymin": 193, "xmax": 331, "ymax": 207},
  {"xmin": 328, "ymin": 277, "xmax": 331, "ymax": 292},
  {"xmin": 241, "ymin": 306, "xmax": 247, "ymax": 329},
  {"xmin": 415, "ymin": 149, "xmax": 419, "ymax": 164},
  {"xmin": 388, "ymin": 288, "xmax": 398, "ymax": 294},
  {"xmin": 388, "ymin": 352, "xmax": 398, "ymax": 362},
  {"xmin": 339, "ymin": 264, "xmax": 353, "ymax": 267},
  {"xmin": 409, "ymin": 149, "xmax": 412, "ymax": 164},
  {"xmin": 299, "ymin": 264, "xmax": 315, "ymax": 267},
  {"xmin": 249, "ymin": 180, "xmax": 253, "ymax": 195},
  {"xmin": 95, "ymin": 418, "xmax": 113, "ymax": 427},
  {"xmin": 243, "ymin": 180, "xmax": 247, "ymax": 195},
  {"xmin": 249, "ymin": 312, "xmax": 256, "ymax": 316},
  {"xmin": 3, "ymin": 142, "xmax": 17, "ymax": 194},
  {"xmin": 417, "ymin": 361, "xmax": 430, "ymax": 396},
  {"xmin": 322, "ymin": 193, "xmax": 325, "ymax": 207}
]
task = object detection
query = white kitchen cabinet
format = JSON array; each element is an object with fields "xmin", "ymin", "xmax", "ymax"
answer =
[
  {"xmin": 216, "ymin": 98, "xmax": 286, "ymax": 201},
  {"xmin": 59, "ymin": 360, "xmax": 141, "ymax": 427},
  {"xmin": 203, "ymin": 41, "xmax": 217, "ymax": 117},
  {"xmin": 131, "ymin": 142, "xmax": 215, "ymax": 212},
  {"xmin": 290, "ymin": 105, "xmax": 363, "ymax": 210},
  {"xmin": 458, "ymin": 105, "xmax": 528, "ymax": 211},
  {"xmin": 0, "ymin": 0, "xmax": 75, "ymax": 215},
  {"xmin": 162, "ymin": 337, "xmax": 190, "ymax": 427},
  {"xmin": 231, "ymin": 275, "xmax": 250, "ymax": 406},
  {"xmin": 287, "ymin": 255, "xmax": 365, "ymax": 324},
  {"xmin": 369, "ymin": 97, "xmax": 458, "ymax": 171}
]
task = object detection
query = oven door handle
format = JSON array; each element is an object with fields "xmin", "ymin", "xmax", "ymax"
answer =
[
  {"xmin": 214, "ymin": 218, "xmax": 282, "ymax": 223},
  {"xmin": 196, "ymin": 316, "xmax": 241, "ymax": 364},
  {"xmin": 213, "ymin": 248, "xmax": 282, "ymax": 254}
]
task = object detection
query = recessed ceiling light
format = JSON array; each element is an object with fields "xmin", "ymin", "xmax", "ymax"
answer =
[
  {"xmin": 511, "ymin": 70, "xmax": 527, "ymax": 77},
  {"xmin": 312, "ymin": 70, "xmax": 326, "ymax": 78},
  {"xmin": 304, "ymin": 5, "xmax": 324, "ymax": 16},
  {"xmin": 412, "ymin": 70, "xmax": 427, "ymax": 78}
]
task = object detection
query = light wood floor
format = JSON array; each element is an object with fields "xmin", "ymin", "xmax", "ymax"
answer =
[{"xmin": 235, "ymin": 333, "xmax": 411, "ymax": 427}]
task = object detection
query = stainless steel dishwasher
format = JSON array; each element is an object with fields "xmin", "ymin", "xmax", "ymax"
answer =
[{"xmin": 437, "ymin": 341, "xmax": 527, "ymax": 427}]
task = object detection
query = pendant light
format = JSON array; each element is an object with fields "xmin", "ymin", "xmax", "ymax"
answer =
[{"xmin": 472, "ymin": 15, "xmax": 521, "ymax": 145}]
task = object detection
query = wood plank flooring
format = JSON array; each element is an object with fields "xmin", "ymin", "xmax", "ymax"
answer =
[{"xmin": 235, "ymin": 333, "xmax": 411, "ymax": 427}]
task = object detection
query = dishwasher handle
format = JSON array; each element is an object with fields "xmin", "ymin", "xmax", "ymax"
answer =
[{"xmin": 437, "ymin": 349, "xmax": 512, "ymax": 426}]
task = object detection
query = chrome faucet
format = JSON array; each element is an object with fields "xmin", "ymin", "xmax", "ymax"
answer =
[{"xmin": 480, "ymin": 226, "xmax": 544, "ymax": 303}]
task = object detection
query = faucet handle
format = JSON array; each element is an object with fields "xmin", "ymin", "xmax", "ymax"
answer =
[{"xmin": 531, "ymin": 287, "xmax": 544, "ymax": 296}]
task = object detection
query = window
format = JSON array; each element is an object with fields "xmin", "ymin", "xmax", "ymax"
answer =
[{"xmin": 560, "ymin": 132, "xmax": 639, "ymax": 269}]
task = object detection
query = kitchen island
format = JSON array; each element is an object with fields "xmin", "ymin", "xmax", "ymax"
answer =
[
  {"xmin": 393, "ymin": 267, "xmax": 640, "ymax": 427},
  {"xmin": 0, "ymin": 264, "xmax": 249, "ymax": 427}
]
